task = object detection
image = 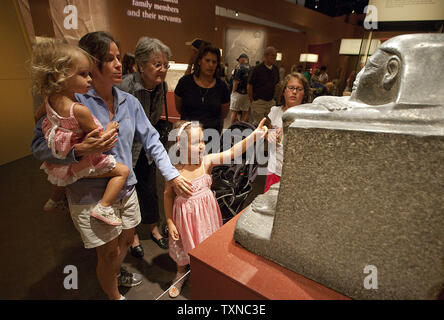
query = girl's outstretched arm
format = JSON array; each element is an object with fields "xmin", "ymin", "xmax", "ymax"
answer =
[
  {"xmin": 164, "ymin": 184, "xmax": 179, "ymax": 241},
  {"xmin": 207, "ymin": 117, "xmax": 268, "ymax": 169}
]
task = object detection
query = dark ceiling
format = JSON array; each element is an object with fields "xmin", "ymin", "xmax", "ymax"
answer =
[
  {"xmin": 304, "ymin": 0, "xmax": 369, "ymax": 17},
  {"xmin": 302, "ymin": 0, "xmax": 443, "ymax": 31}
]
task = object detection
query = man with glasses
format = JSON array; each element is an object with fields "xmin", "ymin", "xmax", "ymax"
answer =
[{"xmin": 247, "ymin": 46, "xmax": 280, "ymax": 127}]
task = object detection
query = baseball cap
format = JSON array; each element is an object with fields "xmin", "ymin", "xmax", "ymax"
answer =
[
  {"xmin": 186, "ymin": 38, "xmax": 205, "ymax": 50},
  {"xmin": 237, "ymin": 53, "xmax": 249, "ymax": 60}
]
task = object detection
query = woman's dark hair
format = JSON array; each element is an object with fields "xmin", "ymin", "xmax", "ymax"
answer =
[
  {"xmin": 78, "ymin": 31, "xmax": 120, "ymax": 72},
  {"xmin": 192, "ymin": 44, "xmax": 221, "ymax": 78},
  {"xmin": 122, "ymin": 53, "xmax": 136, "ymax": 75}
]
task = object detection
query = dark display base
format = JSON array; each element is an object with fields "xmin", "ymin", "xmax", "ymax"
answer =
[{"xmin": 189, "ymin": 212, "xmax": 349, "ymax": 300}]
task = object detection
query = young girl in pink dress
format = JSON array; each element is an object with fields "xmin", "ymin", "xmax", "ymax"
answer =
[
  {"xmin": 32, "ymin": 40, "xmax": 129, "ymax": 225},
  {"xmin": 164, "ymin": 118, "xmax": 268, "ymax": 298}
]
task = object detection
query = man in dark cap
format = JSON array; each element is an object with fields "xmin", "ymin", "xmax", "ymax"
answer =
[
  {"xmin": 185, "ymin": 38, "xmax": 210, "ymax": 75},
  {"xmin": 229, "ymin": 53, "xmax": 251, "ymax": 125}
]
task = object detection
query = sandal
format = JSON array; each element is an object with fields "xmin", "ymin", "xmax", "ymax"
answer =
[
  {"xmin": 168, "ymin": 285, "xmax": 181, "ymax": 298},
  {"xmin": 168, "ymin": 273, "xmax": 187, "ymax": 298}
]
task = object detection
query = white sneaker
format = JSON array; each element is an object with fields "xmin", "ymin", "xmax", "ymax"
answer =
[{"xmin": 90, "ymin": 203, "xmax": 122, "ymax": 226}]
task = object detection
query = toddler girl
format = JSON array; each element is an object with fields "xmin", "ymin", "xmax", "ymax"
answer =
[
  {"xmin": 31, "ymin": 40, "xmax": 129, "ymax": 225},
  {"xmin": 164, "ymin": 118, "xmax": 267, "ymax": 298}
]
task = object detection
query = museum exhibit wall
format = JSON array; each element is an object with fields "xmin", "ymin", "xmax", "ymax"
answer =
[
  {"xmin": 108, "ymin": 0, "xmax": 216, "ymax": 64},
  {"xmin": 214, "ymin": 15, "xmax": 308, "ymax": 77},
  {"xmin": 4, "ymin": 0, "xmax": 433, "ymax": 165},
  {"xmin": 214, "ymin": 0, "xmax": 360, "ymax": 44},
  {"xmin": 0, "ymin": 0, "xmax": 34, "ymax": 166}
]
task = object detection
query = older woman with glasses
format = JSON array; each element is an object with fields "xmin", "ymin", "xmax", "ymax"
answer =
[
  {"xmin": 264, "ymin": 72, "xmax": 310, "ymax": 193},
  {"xmin": 118, "ymin": 37, "xmax": 173, "ymax": 255}
]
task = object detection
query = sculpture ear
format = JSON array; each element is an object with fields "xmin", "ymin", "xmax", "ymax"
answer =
[{"xmin": 383, "ymin": 56, "xmax": 400, "ymax": 90}]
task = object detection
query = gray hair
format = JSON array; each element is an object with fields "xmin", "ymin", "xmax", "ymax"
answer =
[
  {"xmin": 264, "ymin": 46, "xmax": 277, "ymax": 56},
  {"xmin": 134, "ymin": 37, "xmax": 171, "ymax": 70}
]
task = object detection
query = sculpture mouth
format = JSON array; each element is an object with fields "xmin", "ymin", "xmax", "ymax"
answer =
[{"xmin": 351, "ymin": 81, "xmax": 358, "ymax": 92}]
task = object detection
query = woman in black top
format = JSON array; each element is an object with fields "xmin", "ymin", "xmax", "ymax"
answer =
[{"xmin": 174, "ymin": 44, "xmax": 230, "ymax": 134}]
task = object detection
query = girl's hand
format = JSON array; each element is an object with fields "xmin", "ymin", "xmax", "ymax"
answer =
[
  {"xmin": 168, "ymin": 221, "xmax": 180, "ymax": 241},
  {"xmin": 253, "ymin": 117, "xmax": 268, "ymax": 140}
]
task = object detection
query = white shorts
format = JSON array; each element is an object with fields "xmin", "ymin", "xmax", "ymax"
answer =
[
  {"xmin": 68, "ymin": 190, "xmax": 141, "ymax": 249},
  {"xmin": 230, "ymin": 92, "xmax": 250, "ymax": 112}
]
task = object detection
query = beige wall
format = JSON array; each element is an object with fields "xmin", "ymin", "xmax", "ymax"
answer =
[
  {"xmin": 109, "ymin": 0, "xmax": 216, "ymax": 63},
  {"xmin": 0, "ymin": 0, "xmax": 34, "ymax": 165},
  {"xmin": 214, "ymin": 15, "xmax": 308, "ymax": 74}
]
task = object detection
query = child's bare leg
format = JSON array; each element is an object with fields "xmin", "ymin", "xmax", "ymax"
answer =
[
  {"xmin": 169, "ymin": 264, "xmax": 188, "ymax": 298},
  {"xmin": 230, "ymin": 110, "xmax": 237, "ymax": 126},
  {"xmin": 91, "ymin": 163, "xmax": 129, "ymax": 207},
  {"xmin": 176, "ymin": 264, "xmax": 187, "ymax": 278},
  {"xmin": 44, "ymin": 186, "xmax": 68, "ymax": 213},
  {"xmin": 50, "ymin": 186, "xmax": 66, "ymax": 201},
  {"xmin": 241, "ymin": 110, "xmax": 249, "ymax": 122}
]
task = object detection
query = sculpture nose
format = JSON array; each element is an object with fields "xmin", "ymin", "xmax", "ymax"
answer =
[{"xmin": 352, "ymin": 69, "xmax": 364, "ymax": 90}]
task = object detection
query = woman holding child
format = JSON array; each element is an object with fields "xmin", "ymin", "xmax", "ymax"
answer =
[{"xmin": 31, "ymin": 31, "xmax": 192, "ymax": 300}]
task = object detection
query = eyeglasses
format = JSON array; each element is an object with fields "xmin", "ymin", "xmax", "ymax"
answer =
[
  {"xmin": 151, "ymin": 62, "xmax": 170, "ymax": 70},
  {"xmin": 286, "ymin": 86, "xmax": 304, "ymax": 93}
]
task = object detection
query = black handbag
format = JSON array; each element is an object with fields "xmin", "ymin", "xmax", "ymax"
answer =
[{"xmin": 154, "ymin": 83, "xmax": 173, "ymax": 146}]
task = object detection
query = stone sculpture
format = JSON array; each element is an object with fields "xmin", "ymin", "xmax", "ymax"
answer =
[{"xmin": 234, "ymin": 34, "xmax": 444, "ymax": 300}]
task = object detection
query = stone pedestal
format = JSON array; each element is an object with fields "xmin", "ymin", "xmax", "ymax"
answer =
[
  {"xmin": 189, "ymin": 212, "xmax": 348, "ymax": 300},
  {"xmin": 235, "ymin": 122, "xmax": 444, "ymax": 299}
]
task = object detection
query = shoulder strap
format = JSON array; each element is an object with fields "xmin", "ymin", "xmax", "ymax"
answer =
[
  {"xmin": 70, "ymin": 102, "xmax": 77, "ymax": 118},
  {"xmin": 163, "ymin": 81, "xmax": 169, "ymax": 121}
]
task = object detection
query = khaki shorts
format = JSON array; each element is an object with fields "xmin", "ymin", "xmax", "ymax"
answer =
[
  {"xmin": 68, "ymin": 190, "xmax": 141, "ymax": 249},
  {"xmin": 230, "ymin": 92, "xmax": 250, "ymax": 112},
  {"xmin": 251, "ymin": 99, "xmax": 275, "ymax": 126}
]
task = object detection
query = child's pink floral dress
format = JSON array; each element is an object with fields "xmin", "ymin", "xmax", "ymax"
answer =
[{"xmin": 40, "ymin": 98, "xmax": 116, "ymax": 186}]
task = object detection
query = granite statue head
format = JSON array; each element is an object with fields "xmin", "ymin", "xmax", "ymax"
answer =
[{"xmin": 350, "ymin": 33, "xmax": 444, "ymax": 107}]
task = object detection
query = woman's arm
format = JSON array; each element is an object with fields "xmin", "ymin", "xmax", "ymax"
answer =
[
  {"xmin": 207, "ymin": 118, "xmax": 268, "ymax": 168},
  {"xmin": 220, "ymin": 102, "xmax": 230, "ymax": 121},
  {"xmin": 31, "ymin": 117, "xmax": 117, "ymax": 164},
  {"xmin": 164, "ymin": 184, "xmax": 179, "ymax": 240},
  {"xmin": 34, "ymin": 102, "xmax": 46, "ymax": 123},
  {"xmin": 174, "ymin": 94, "xmax": 182, "ymax": 115},
  {"xmin": 133, "ymin": 99, "xmax": 193, "ymax": 196},
  {"xmin": 247, "ymin": 84, "xmax": 254, "ymax": 103}
]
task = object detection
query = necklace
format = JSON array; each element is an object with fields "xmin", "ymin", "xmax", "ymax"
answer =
[
  {"xmin": 200, "ymin": 87, "xmax": 209, "ymax": 103},
  {"xmin": 195, "ymin": 76, "xmax": 214, "ymax": 103}
]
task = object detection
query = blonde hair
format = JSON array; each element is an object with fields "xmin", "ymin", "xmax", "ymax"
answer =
[
  {"xmin": 171, "ymin": 120, "xmax": 203, "ymax": 165},
  {"xmin": 31, "ymin": 39, "xmax": 92, "ymax": 96}
]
